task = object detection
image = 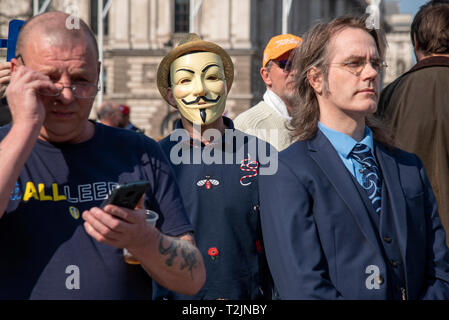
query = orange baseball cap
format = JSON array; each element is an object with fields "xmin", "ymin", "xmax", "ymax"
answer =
[{"xmin": 262, "ymin": 34, "xmax": 303, "ymax": 67}]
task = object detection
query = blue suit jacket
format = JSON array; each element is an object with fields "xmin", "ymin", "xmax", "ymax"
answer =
[{"xmin": 259, "ymin": 130, "xmax": 449, "ymax": 299}]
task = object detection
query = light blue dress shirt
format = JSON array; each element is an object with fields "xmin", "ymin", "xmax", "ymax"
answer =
[{"xmin": 318, "ymin": 122, "xmax": 378, "ymax": 187}]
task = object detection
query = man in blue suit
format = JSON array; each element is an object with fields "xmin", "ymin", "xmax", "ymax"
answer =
[{"xmin": 259, "ymin": 15, "xmax": 449, "ymax": 299}]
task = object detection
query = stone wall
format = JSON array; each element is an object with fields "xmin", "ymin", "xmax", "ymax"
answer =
[{"xmin": 0, "ymin": 0, "xmax": 370, "ymax": 139}]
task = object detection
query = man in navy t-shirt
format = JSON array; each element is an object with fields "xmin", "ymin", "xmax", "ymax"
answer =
[{"xmin": 0, "ymin": 12, "xmax": 205, "ymax": 299}]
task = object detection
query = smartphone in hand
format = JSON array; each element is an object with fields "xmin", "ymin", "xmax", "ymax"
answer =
[{"xmin": 100, "ymin": 181, "xmax": 150, "ymax": 210}]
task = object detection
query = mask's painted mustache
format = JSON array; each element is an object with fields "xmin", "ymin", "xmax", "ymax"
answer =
[{"xmin": 182, "ymin": 96, "xmax": 221, "ymax": 105}]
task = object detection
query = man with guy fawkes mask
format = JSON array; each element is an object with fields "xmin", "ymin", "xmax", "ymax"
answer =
[{"xmin": 154, "ymin": 33, "xmax": 274, "ymax": 300}]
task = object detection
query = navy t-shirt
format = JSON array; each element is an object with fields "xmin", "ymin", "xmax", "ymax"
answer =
[
  {"xmin": 0, "ymin": 122, "xmax": 193, "ymax": 299},
  {"xmin": 155, "ymin": 117, "xmax": 273, "ymax": 300}
]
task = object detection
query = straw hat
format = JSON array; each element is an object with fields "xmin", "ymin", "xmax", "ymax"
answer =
[{"xmin": 157, "ymin": 33, "xmax": 234, "ymax": 104}]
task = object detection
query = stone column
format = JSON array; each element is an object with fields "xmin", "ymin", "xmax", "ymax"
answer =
[
  {"xmin": 336, "ymin": 0, "xmax": 346, "ymax": 16},
  {"xmin": 148, "ymin": 0, "xmax": 158, "ymax": 48},
  {"xmin": 155, "ymin": 0, "xmax": 172, "ymax": 46},
  {"xmin": 310, "ymin": 0, "xmax": 322, "ymax": 22},
  {"xmin": 202, "ymin": 0, "xmax": 230, "ymax": 47},
  {"xmin": 230, "ymin": 0, "xmax": 251, "ymax": 49},
  {"xmin": 110, "ymin": 0, "xmax": 130, "ymax": 49},
  {"xmin": 130, "ymin": 0, "xmax": 150, "ymax": 49}
]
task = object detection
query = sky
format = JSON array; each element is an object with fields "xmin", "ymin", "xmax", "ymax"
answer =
[
  {"xmin": 397, "ymin": 0, "xmax": 429, "ymax": 15},
  {"xmin": 389, "ymin": 0, "xmax": 430, "ymax": 64}
]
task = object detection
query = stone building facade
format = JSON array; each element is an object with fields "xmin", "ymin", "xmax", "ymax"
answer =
[
  {"xmin": 1, "ymin": 0, "xmax": 369, "ymax": 138},
  {"xmin": 383, "ymin": 13, "xmax": 414, "ymax": 86}
]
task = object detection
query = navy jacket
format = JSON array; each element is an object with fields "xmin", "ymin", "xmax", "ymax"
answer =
[{"xmin": 259, "ymin": 130, "xmax": 449, "ymax": 299}]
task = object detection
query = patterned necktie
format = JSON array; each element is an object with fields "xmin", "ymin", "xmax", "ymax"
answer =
[{"xmin": 350, "ymin": 143, "xmax": 382, "ymax": 214}]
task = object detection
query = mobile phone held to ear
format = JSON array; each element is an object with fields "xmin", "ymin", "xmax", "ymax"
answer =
[{"xmin": 101, "ymin": 181, "xmax": 150, "ymax": 210}]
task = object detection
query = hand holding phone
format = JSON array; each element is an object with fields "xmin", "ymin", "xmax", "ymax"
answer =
[{"xmin": 101, "ymin": 181, "xmax": 150, "ymax": 210}]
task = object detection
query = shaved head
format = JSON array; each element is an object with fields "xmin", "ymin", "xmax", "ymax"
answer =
[
  {"xmin": 10, "ymin": 11, "xmax": 102, "ymax": 144},
  {"xmin": 16, "ymin": 11, "xmax": 99, "ymax": 60}
]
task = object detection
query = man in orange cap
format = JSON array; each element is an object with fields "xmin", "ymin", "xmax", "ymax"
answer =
[{"xmin": 234, "ymin": 34, "xmax": 302, "ymax": 151}]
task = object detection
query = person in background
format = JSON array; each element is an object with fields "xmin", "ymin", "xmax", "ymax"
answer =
[
  {"xmin": 377, "ymin": 0, "xmax": 449, "ymax": 245},
  {"xmin": 234, "ymin": 34, "xmax": 302, "ymax": 151},
  {"xmin": 119, "ymin": 104, "xmax": 145, "ymax": 134},
  {"xmin": 96, "ymin": 100, "xmax": 122, "ymax": 127}
]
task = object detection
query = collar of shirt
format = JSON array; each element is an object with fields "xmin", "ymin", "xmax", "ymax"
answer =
[
  {"xmin": 174, "ymin": 116, "xmax": 234, "ymax": 149},
  {"xmin": 318, "ymin": 122, "xmax": 374, "ymax": 158},
  {"xmin": 263, "ymin": 89, "xmax": 292, "ymax": 120}
]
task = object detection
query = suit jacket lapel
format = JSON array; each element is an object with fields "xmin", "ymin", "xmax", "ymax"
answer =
[
  {"xmin": 375, "ymin": 144, "xmax": 408, "ymax": 269},
  {"xmin": 308, "ymin": 131, "xmax": 382, "ymax": 252}
]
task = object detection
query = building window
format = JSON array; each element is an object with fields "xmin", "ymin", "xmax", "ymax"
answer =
[
  {"xmin": 329, "ymin": 0, "xmax": 336, "ymax": 17},
  {"xmin": 397, "ymin": 59, "xmax": 406, "ymax": 75},
  {"xmin": 38, "ymin": 0, "xmax": 48, "ymax": 9},
  {"xmin": 102, "ymin": 67, "xmax": 107, "ymax": 94},
  {"xmin": 90, "ymin": 0, "xmax": 109, "ymax": 36},
  {"xmin": 175, "ymin": 0, "xmax": 190, "ymax": 33}
]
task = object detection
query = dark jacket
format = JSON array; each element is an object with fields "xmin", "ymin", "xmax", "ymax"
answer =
[
  {"xmin": 377, "ymin": 56, "xmax": 449, "ymax": 246},
  {"xmin": 260, "ymin": 130, "xmax": 449, "ymax": 299}
]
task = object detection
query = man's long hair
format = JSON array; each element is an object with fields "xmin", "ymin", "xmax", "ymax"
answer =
[{"xmin": 288, "ymin": 15, "xmax": 393, "ymax": 146}]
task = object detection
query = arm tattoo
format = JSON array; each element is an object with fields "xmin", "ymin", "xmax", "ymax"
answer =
[
  {"xmin": 158, "ymin": 233, "xmax": 198, "ymax": 279},
  {"xmin": 158, "ymin": 233, "xmax": 180, "ymax": 267},
  {"xmin": 180, "ymin": 242, "xmax": 197, "ymax": 279}
]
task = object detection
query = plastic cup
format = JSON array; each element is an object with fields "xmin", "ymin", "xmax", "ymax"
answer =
[{"xmin": 123, "ymin": 210, "xmax": 159, "ymax": 265}]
